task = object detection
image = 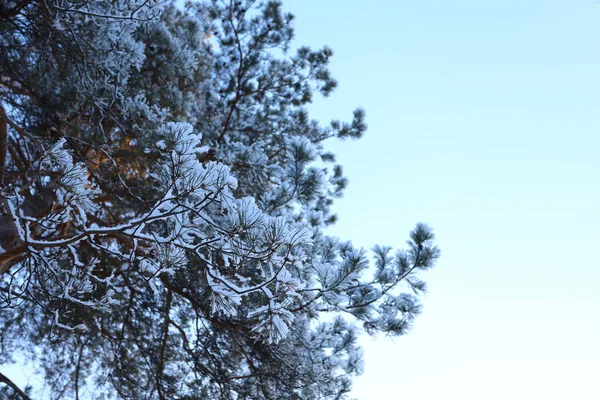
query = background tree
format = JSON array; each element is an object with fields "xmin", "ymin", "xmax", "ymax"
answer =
[{"xmin": 0, "ymin": 0, "xmax": 439, "ymax": 398}]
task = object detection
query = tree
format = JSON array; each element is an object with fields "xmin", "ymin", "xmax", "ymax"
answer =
[{"xmin": 0, "ymin": 0, "xmax": 440, "ymax": 398}]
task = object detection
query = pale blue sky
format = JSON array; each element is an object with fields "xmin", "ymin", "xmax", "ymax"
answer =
[
  {"xmin": 4, "ymin": 1, "xmax": 600, "ymax": 398},
  {"xmin": 287, "ymin": 0, "xmax": 600, "ymax": 399}
]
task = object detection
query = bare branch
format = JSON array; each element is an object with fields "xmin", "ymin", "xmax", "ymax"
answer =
[{"xmin": 0, "ymin": 371, "xmax": 32, "ymax": 400}]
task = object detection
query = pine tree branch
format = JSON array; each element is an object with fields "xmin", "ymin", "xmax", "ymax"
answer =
[
  {"xmin": 0, "ymin": 0, "xmax": 32, "ymax": 20},
  {"xmin": 0, "ymin": 371, "xmax": 32, "ymax": 400},
  {"xmin": 217, "ymin": 2, "xmax": 246, "ymax": 142},
  {"xmin": 0, "ymin": 104, "xmax": 8, "ymax": 185},
  {"xmin": 155, "ymin": 288, "xmax": 172, "ymax": 400},
  {"xmin": 0, "ymin": 244, "xmax": 27, "ymax": 275},
  {"xmin": 74, "ymin": 338, "xmax": 90, "ymax": 400}
]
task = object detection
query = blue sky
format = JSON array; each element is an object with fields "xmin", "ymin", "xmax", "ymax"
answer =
[
  {"xmin": 3, "ymin": 1, "xmax": 599, "ymax": 398},
  {"xmin": 286, "ymin": 0, "xmax": 600, "ymax": 399}
]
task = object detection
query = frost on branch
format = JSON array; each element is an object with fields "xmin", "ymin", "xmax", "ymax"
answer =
[
  {"xmin": 0, "ymin": 1, "xmax": 439, "ymax": 398},
  {"xmin": 39, "ymin": 138, "xmax": 100, "ymax": 225},
  {"xmin": 0, "ymin": 122, "xmax": 312, "ymax": 341}
]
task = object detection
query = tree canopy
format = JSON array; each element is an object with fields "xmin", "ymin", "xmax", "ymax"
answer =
[{"xmin": 0, "ymin": 0, "xmax": 439, "ymax": 398}]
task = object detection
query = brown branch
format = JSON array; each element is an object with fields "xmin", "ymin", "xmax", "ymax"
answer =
[
  {"xmin": 7, "ymin": 139, "xmax": 24, "ymax": 171},
  {"xmin": 9, "ymin": 137, "xmax": 30, "ymax": 171},
  {"xmin": 3, "ymin": 113, "xmax": 36, "ymax": 141},
  {"xmin": 0, "ymin": 244, "xmax": 26, "ymax": 275}
]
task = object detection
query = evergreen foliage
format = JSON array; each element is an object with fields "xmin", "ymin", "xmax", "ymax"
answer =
[{"xmin": 0, "ymin": 1, "xmax": 439, "ymax": 398}]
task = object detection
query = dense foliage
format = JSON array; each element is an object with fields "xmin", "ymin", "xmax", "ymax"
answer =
[{"xmin": 0, "ymin": 1, "xmax": 439, "ymax": 398}]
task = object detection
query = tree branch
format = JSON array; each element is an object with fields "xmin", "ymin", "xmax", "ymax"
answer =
[
  {"xmin": 0, "ymin": 0, "xmax": 32, "ymax": 20},
  {"xmin": 0, "ymin": 104, "xmax": 7, "ymax": 185},
  {"xmin": 0, "ymin": 371, "xmax": 32, "ymax": 400},
  {"xmin": 155, "ymin": 288, "xmax": 172, "ymax": 400}
]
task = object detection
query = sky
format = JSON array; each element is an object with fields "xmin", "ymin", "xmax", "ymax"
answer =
[
  {"xmin": 3, "ymin": 1, "xmax": 600, "ymax": 399},
  {"xmin": 285, "ymin": 0, "xmax": 600, "ymax": 399}
]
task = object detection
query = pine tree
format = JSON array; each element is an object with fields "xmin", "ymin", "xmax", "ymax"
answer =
[{"xmin": 0, "ymin": 1, "xmax": 440, "ymax": 398}]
